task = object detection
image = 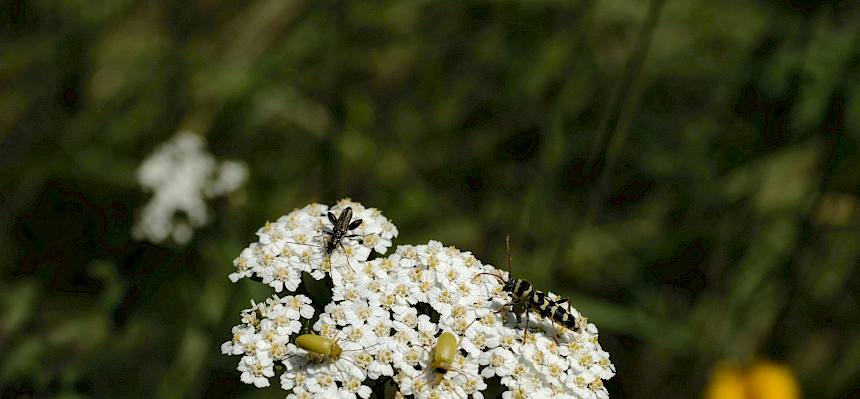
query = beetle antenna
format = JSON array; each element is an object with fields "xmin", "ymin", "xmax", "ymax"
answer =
[
  {"xmin": 338, "ymin": 241, "xmax": 356, "ymax": 272},
  {"xmin": 506, "ymin": 233, "xmax": 512, "ymax": 275},
  {"xmin": 463, "ymin": 310, "xmax": 496, "ymax": 335},
  {"xmin": 450, "ymin": 367, "xmax": 479, "ymax": 382},
  {"xmin": 331, "ymin": 362, "xmax": 351, "ymax": 385},
  {"xmin": 473, "ymin": 272, "xmax": 505, "ymax": 284},
  {"xmin": 281, "ymin": 240, "xmax": 322, "ymax": 248},
  {"xmin": 340, "ymin": 341, "xmax": 383, "ymax": 353}
]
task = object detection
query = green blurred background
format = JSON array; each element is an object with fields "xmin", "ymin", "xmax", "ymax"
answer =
[{"xmin": 2, "ymin": 0, "xmax": 860, "ymax": 398}]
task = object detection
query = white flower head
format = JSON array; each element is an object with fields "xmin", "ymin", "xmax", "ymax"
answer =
[
  {"xmin": 282, "ymin": 305, "xmax": 393, "ymax": 396},
  {"xmin": 133, "ymin": 131, "xmax": 247, "ymax": 244},
  {"xmin": 223, "ymin": 201, "xmax": 614, "ymax": 398},
  {"xmin": 229, "ymin": 199, "xmax": 398, "ymax": 290},
  {"xmin": 391, "ymin": 325, "xmax": 487, "ymax": 399},
  {"xmin": 380, "ymin": 240, "xmax": 614, "ymax": 398},
  {"xmin": 238, "ymin": 352, "xmax": 275, "ymax": 388},
  {"xmin": 223, "ymin": 294, "xmax": 315, "ymax": 387}
]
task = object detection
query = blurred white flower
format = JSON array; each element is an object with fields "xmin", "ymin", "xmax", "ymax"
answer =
[
  {"xmin": 205, "ymin": 160, "xmax": 248, "ymax": 197},
  {"xmin": 132, "ymin": 131, "xmax": 247, "ymax": 244}
]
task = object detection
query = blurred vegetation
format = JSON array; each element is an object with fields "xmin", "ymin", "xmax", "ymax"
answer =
[{"xmin": 2, "ymin": 0, "xmax": 860, "ymax": 398}]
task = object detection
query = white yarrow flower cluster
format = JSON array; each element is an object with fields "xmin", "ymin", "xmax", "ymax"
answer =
[
  {"xmin": 224, "ymin": 200, "xmax": 614, "ymax": 398},
  {"xmin": 380, "ymin": 242, "xmax": 615, "ymax": 399},
  {"xmin": 228, "ymin": 199, "xmax": 397, "ymax": 288},
  {"xmin": 133, "ymin": 131, "xmax": 247, "ymax": 244},
  {"xmin": 280, "ymin": 303, "xmax": 389, "ymax": 398},
  {"xmin": 221, "ymin": 294, "xmax": 315, "ymax": 387}
]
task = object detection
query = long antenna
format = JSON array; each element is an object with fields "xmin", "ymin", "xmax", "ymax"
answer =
[{"xmin": 506, "ymin": 233, "xmax": 512, "ymax": 275}]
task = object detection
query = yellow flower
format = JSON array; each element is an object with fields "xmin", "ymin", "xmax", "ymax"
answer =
[
  {"xmin": 705, "ymin": 361, "xmax": 800, "ymax": 399},
  {"xmin": 705, "ymin": 364, "xmax": 746, "ymax": 399},
  {"xmin": 746, "ymin": 362, "xmax": 800, "ymax": 399}
]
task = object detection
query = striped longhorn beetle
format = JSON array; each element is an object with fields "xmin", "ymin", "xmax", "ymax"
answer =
[{"xmin": 475, "ymin": 235, "xmax": 583, "ymax": 342}]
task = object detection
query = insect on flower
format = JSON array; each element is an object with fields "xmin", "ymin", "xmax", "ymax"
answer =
[
  {"xmin": 229, "ymin": 200, "xmax": 398, "ymax": 291},
  {"xmin": 283, "ymin": 323, "xmax": 384, "ymax": 396},
  {"xmin": 400, "ymin": 331, "xmax": 485, "ymax": 399},
  {"xmin": 323, "ymin": 206, "xmax": 365, "ymax": 256},
  {"xmin": 295, "ymin": 332, "xmax": 344, "ymax": 361},
  {"xmin": 429, "ymin": 331, "xmax": 470, "ymax": 382},
  {"xmin": 283, "ymin": 206, "xmax": 370, "ymax": 273},
  {"xmin": 475, "ymin": 235, "xmax": 583, "ymax": 342}
]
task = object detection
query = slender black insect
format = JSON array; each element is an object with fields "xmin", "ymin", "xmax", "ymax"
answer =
[
  {"xmin": 323, "ymin": 206, "xmax": 364, "ymax": 256},
  {"xmin": 476, "ymin": 235, "xmax": 583, "ymax": 342},
  {"xmin": 280, "ymin": 206, "xmax": 366, "ymax": 271}
]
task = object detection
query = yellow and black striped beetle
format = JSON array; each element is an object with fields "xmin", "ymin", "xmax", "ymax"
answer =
[{"xmin": 476, "ymin": 235, "xmax": 583, "ymax": 342}]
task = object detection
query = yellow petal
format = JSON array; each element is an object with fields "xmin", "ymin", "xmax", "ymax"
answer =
[
  {"xmin": 705, "ymin": 364, "xmax": 746, "ymax": 399},
  {"xmin": 746, "ymin": 361, "xmax": 800, "ymax": 399}
]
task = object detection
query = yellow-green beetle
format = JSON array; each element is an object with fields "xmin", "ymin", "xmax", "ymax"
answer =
[
  {"xmin": 295, "ymin": 333, "xmax": 342, "ymax": 360},
  {"xmin": 405, "ymin": 331, "xmax": 478, "ymax": 395},
  {"xmin": 431, "ymin": 331, "xmax": 458, "ymax": 374}
]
